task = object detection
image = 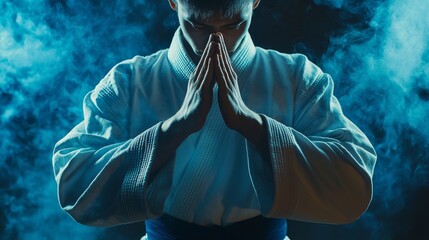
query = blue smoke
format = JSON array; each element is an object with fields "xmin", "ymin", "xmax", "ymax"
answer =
[
  {"xmin": 0, "ymin": 0, "xmax": 176, "ymax": 239},
  {"xmin": 1, "ymin": 0, "xmax": 428, "ymax": 239},
  {"xmin": 294, "ymin": 0, "xmax": 429, "ymax": 238}
]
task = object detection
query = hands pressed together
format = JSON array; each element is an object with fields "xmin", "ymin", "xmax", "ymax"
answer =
[
  {"xmin": 174, "ymin": 33, "xmax": 263, "ymax": 137},
  {"xmin": 156, "ymin": 33, "xmax": 268, "ymax": 178}
]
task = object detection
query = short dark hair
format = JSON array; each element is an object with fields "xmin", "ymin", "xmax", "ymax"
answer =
[{"xmin": 174, "ymin": 0, "xmax": 254, "ymax": 19}]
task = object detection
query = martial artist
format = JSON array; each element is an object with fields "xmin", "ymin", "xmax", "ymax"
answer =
[{"xmin": 52, "ymin": 0, "xmax": 377, "ymax": 239}]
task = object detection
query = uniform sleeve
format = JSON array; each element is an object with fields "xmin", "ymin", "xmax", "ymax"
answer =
[
  {"xmin": 247, "ymin": 56, "xmax": 376, "ymax": 224},
  {"xmin": 52, "ymin": 59, "xmax": 172, "ymax": 226}
]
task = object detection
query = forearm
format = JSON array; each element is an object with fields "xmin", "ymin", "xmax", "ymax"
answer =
[
  {"xmin": 287, "ymin": 130, "xmax": 374, "ymax": 223},
  {"xmin": 234, "ymin": 112, "xmax": 270, "ymax": 161},
  {"xmin": 54, "ymin": 123, "xmax": 167, "ymax": 226},
  {"xmin": 148, "ymin": 116, "xmax": 193, "ymax": 182},
  {"xmin": 252, "ymin": 115, "xmax": 375, "ymax": 224}
]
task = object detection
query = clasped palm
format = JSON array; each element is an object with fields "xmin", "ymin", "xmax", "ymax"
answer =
[{"xmin": 175, "ymin": 33, "xmax": 255, "ymax": 134}]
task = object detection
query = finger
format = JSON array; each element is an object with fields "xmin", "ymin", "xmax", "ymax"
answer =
[
  {"xmin": 215, "ymin": 53, "xmax": 230, "ymax": 92},
  {"xmin": 217, "ymin": 43, "xmax": 234, "ymax": 90},
  {"xmin": 196, "ymin": 42, "xmax": 216, "ymax": 86},
  {"xmin": 217, "ymin": 33, "xmax": 232, "ymax": 67},
  {"xmin": 194, "ymin": 34, "xmax": 216, "ymax": 77},
  {"xmin": 221, "ymin": 36, "xmax": 237, "ymax": 81},
  {"xmin": 217, "ymin": 42, "xmax": 229, "ymax": 78},
  {"xmin": 201, "ymin": 57, "xmax": 215, "ymax": 90},
  {"xmin": 196, "ymin": 51, "xmax": 209, "ymax": 86},
  {"xmin": 194, "ymin": 36, "xmax": 214, "ymax": 78},
  {"xmin": 217, "ymin": 34, "xmax": 236, "ymax": 82}
]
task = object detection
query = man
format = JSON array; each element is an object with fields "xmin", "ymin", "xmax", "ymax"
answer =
[{"xmin": 52, "ymin": 0, "xmax": 377, "ymax": 239}]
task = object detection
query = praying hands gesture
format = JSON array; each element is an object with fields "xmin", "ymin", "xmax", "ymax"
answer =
[
  {"xmin": 157, "ymin": 33, "xmax": 268, "ymax": 178},
  {"xmin": 213, "ymin": 33, "xmax": 265, "ymax": 149}
]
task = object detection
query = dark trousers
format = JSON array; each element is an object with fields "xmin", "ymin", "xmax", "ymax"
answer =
[{"xmin": 145, "ymin": 214, "xmax": 287, "ymax": 240}]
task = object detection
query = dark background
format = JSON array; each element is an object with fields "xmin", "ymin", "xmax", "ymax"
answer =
[{"xmin": 1, "ymin": 0, "xmax": 428, "ymax": 239}]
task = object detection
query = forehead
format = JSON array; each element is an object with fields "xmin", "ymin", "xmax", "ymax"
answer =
[{"xmin": 178, "ymin": 1, "xmax": 253, "ymax": 22}]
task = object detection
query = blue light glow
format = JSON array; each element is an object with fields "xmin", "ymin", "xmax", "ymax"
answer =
[{"xmin": 1, "ymin": 0, "xmax": 428, "ymax": 239}]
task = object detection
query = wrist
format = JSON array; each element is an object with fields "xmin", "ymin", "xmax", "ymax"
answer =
[
  {"xmin": 235, "ymin": 111, "xmax": 264, "ymax": 142},
  {"xmin": 149, "ymin": 117, "xmax": 191, "ymax": 183},
  {"xmin": 161, "ymin": 115, "xmax": 194, "ymax": 144},
  {"xmin": 236, "ymin": 112, "xmax": 269, "ymax": 159}
]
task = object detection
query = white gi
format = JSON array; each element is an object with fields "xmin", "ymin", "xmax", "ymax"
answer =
[{"xmin": 53, "ymin": 28, "xmax": 376, "ymax": 227}]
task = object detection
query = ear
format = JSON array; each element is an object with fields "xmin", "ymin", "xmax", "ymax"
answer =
[
  {"xmin": 167, "ymin": 0, "xmax": 177, "ymax": 11},
  {"xmin": 253, "ymin": 0, "xmax": 261, "ymax": 9}
]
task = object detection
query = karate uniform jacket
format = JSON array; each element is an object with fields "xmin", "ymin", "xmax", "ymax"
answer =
[{"xmin": 52, "ymin": 28, "xmax": 377, "ymax": 227}]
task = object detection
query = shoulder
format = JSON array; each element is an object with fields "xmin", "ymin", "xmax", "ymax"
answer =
[
  {"xmin": 115, "ymin": 49, "xmax": 169, "ymax": 77},
  {"xmin": 256, "ymin": 48, "xmax": 322, "ymax": 75},
  {"xmin": 92, "ymin": 49, "xmax": 168, "ymax": 101},
  {"xmin": 132, "ymin": 49, "xmax": 169, "ymax": 70},
  {"xmin": 97, "ymin": 49, "xmax": 169, "ymax": 90},
  {"xmin": 254, "ymin": 48, "xmax": 325, "ymax": 87}
]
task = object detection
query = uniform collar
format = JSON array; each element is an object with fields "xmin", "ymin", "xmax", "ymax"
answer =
[{"xmin": 168, "ymin": 28, "xmax": 256, "ymax": 86}]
